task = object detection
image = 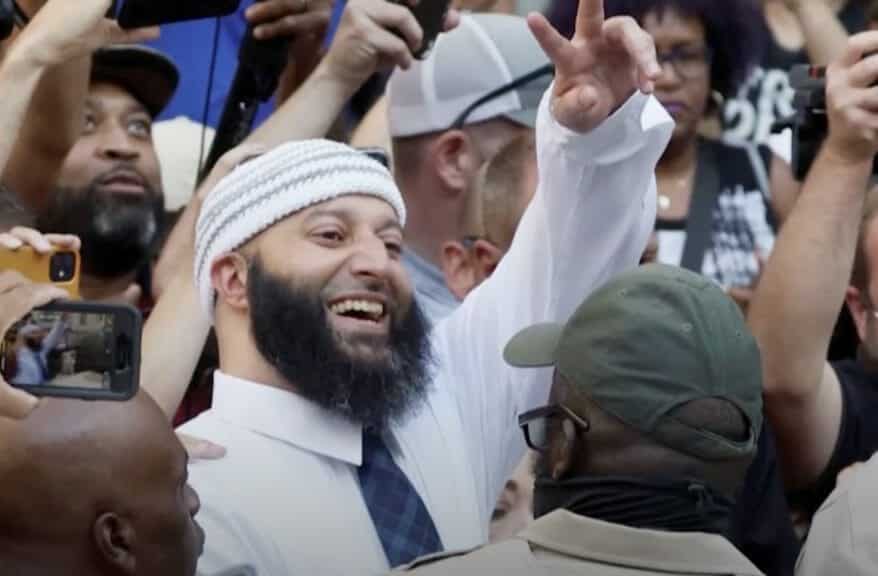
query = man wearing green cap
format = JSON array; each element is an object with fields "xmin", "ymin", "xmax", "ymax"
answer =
[{"xmin": 393, "ymin": 264, "xmax": 764, "ymax": 575}]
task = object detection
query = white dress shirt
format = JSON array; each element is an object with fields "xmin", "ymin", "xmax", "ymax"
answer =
[{"xmin": 183, "ymin": 89, "xmax": 673, "ymax": 576}]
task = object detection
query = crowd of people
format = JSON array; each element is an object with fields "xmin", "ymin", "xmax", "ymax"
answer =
[{"xmin": 3, "ymin": 0, "xmax": 878, "ymax": 574}]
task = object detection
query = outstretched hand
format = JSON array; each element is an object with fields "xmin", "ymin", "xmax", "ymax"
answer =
[
  {"xmin": 0, "ymin": 271, "xmax": 67, "ymax": 420},
  {"xmin": 13, "ymin": 0, "xmax": 159, "ymax": 68},
  {"xmin": 527, "ymin": 0, "xmax": 660, "ymax": 133},
  {"xmin": 321, "ymin": 0, "xmax": 459, "ymax": 88},
  {"xmin": 824, "ymin": 32, "xmax": 878, "ymax": 164}
]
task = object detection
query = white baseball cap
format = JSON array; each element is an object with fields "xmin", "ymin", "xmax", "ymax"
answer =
[{"xmin": 387, "ymin": 13, "xmax": 553, "ymax": 138}]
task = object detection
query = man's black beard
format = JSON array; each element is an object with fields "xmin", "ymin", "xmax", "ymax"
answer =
[
  {"xmin": 36, "ymin": 182, "xmax": 164, "ymax": 279},
  {"xmin": 247, "ymin": 259, "xmax": 434, "ymax": 432}
]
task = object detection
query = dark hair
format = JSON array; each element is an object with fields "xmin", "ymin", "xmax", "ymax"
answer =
[{"xmin": 547, "ymin": 0, "xmax": 765, "ymax": 99}]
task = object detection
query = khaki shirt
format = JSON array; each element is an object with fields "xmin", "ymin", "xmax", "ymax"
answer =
[
  {"xmin": 796, "ymin": 453, "xmax": 878, "ymax": 576},
  {"xmin": 395, "ymin": 510, "xmax": 763, "ymax": 576}
]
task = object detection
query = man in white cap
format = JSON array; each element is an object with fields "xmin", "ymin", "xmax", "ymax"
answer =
[
  {"xmin": 180, "ymin": 0, "xmax": 671, "ymax": 574},
  {"xmin": 386, "ymin": 12, "xmax": 553, "ymax": 325}
]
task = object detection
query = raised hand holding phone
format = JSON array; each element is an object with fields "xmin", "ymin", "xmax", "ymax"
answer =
[
  {"xmin": 0, "ymin": 227, "xmax": 81, "ymax": 299},
  {"xmin": 526, "ymin": 0, "xmax": 661, "ymax": 134},
  {"xmin": 321, "ymin": 0, "xmax": 459, "ymax": 87},
  {"xmin": 0, "ymin": 270, "xmax": 66, "ymax": 419},
  {"xmin": 11, "ymin": 0, "xmax": 159, "ymax": 68}
]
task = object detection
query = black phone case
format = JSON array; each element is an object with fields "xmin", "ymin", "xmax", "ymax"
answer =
[
  {"xmin": 3, "ymin": 301, "xmax": 142, "ymax": 402},
  {"xmin": 392, "ymin": 0, "xmax": 451, "ymax": 59},
  {"xmin": 116, "ymin": 0, "xmax": 241, "ymax": 29}
]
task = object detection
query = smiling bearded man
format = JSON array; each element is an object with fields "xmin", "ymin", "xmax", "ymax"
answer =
[
  {"xmin": 191, "ymin": 140, "xmax": 431, "ymax": 432},
  {"xmin": 178, "ymin": 20, "xmax": 673, "ymax": 568}
]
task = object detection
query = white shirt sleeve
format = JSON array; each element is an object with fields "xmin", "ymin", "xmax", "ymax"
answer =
[{"xmin": 431, "ymin": 88, "xmax": 673, "ymax": 524}]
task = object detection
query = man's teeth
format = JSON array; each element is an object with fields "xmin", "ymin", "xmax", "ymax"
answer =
[{"xmin": 330, "ymin": 300, "xmax": 384, "ymax": 318}]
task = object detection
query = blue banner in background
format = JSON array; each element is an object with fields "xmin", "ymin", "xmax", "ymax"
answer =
[{"xmin": 144, "ymin": 0, "xmax": 346, "ymax": 128}]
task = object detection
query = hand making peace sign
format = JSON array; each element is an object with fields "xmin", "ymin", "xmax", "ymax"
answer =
[{"xmin": 527, "ymin": 0, "xmax": 661, "ymax": 133}]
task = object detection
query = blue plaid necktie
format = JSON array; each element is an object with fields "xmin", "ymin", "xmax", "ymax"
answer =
[{"xmin": 357, "ymin": 432, "xmax": 443, "ymax": 567}]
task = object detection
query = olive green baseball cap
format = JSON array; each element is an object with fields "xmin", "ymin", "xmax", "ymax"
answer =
[{"xmin": 504, "ymin": 264, "xmax": 763, "ymax": 461}]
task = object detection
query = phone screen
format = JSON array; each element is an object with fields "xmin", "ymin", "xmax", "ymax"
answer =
[{"xmin": 1, "ymin": 304, "xmax": 140, "ymax": 400}]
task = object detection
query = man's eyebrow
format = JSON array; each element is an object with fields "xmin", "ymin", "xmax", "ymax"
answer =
[
  {"xmin": 377, "ymin": 217, "xmax": 403, "ymax": 234},
  {"xmin": 303, "ymin": 207, "xmax": 402, "ymax": 232},
  {"xmin": 124, "ymin": 102, "xmax": 151, "ymax": 118}
]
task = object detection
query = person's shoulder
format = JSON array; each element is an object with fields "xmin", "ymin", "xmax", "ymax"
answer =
[
  {"xmin": 392, "ymin": 540, "xmax": 534, "ymax": 575},
  {"xmin": 177, "ymin": 411, "xmax": 231, "ymax": 444},
  {"xmin": 798, "ymin": 454, "xmax": 878, "ymax": 576},
  {"xmin": 176, "ymin": 413, "xmax": 249, "ymax": 478}
]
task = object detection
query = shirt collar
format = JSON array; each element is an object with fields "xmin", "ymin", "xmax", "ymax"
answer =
[
  {"xmin": 521, "ymin": 510, "xmax": 762, "ymax": 575},
  {"xmin": 402, "ymin": 248, "xmax": 458, "ymax": 307},
  {"xmin": 211, "ymin": 371, "xmax": 363, "ymax": 466}
]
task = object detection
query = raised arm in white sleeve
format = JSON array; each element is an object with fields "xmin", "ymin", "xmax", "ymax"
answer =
[
  {"xmin": 40, "ymin": 318, "xmax": 67, "ymax": 360},
  {"xmin": 432, "ymin": 85, "xmax": 672, "ymax": 521}
]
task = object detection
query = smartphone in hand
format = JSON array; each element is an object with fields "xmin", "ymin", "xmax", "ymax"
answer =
[
  {"xmin": 115, "ymin": 0, "xmax": 241, "ymax": 29},
  {"xmin": 1, "ymin": 302, "xmax": 141, "ymax": 401},
  {"xmin": 391, "ymin": 0, "xmax": 452, "ymax": 59},
  {"xmin": 0, "ymin": 246, "xmax": 80, "ymax": 299}
]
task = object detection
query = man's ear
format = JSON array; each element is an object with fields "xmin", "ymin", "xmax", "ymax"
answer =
[
  {"xmin": 846, "ymin": 286, "xmax": 870, "ymax": 343},
  {"xmin": 472, "ymin": 239, "xmax": 504, "ymax": 281},
  {"xmin": 440, "ymin": 241, "xmax": 476, "ymax": 301},
  {"xmin": 430, "ymin": 130, "xmax": 478, "ymax": 194},
  {"xmin": 551, "ymin": 419, "xmax": 579, "ymax": 481},
  {"xmin": 210, "ymin": 252, "xmax": 251, "ymax": 312},
  {"xmin": 93, "ymin": 513, "xmax": 136, "ymax": 575}
]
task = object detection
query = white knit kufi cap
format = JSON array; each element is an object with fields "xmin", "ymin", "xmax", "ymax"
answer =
[{"xmin": 194, "ymin": 139, "xmax": 406, "ymax": 319}]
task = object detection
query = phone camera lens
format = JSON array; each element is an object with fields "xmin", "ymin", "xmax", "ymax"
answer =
[{"xmin": 49, "ymin": 252, "xmax": 76, "ymax": 283}]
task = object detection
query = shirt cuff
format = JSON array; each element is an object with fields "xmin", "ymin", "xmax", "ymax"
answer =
[{"xmin": 538, "ymin": 86, "xmax": 673, "ymax": 165}]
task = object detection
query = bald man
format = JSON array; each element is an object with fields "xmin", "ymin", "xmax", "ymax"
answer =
[{"xmin": 0, "ymin": 392, "xmax": 204, "ymax": 576}]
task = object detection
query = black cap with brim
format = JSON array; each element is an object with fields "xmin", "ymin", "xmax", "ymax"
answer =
[{"xmin": 91, "ymin": 46, "xmax": 179, "ymax": 118}]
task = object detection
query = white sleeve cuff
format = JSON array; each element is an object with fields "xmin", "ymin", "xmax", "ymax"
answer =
[{"xmin": 537, "ymin": 87, "xmax": 673, "ymax": 165}]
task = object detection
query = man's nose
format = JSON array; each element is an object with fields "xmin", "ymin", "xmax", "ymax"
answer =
[
  {"xmin": 97, "ymin": 126, "xmax": 140, "ymax": 162},
  {"xmin": 655, "ymin": 59, "xmax": 682, "ymax": 88},
  {"xmin": 348, "ymin": 236, "xmax": 393, "ymax": 280},
  {"xmin": 186, "ymin": 485, "xmax": 201, "ymax": 517}
]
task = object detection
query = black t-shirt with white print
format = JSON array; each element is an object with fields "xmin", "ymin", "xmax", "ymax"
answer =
[{"xmin": 722, "ymin": 1, "xmax": 867, "ymax": 145}]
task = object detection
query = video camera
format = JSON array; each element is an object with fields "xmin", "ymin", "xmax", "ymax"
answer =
[{"xmin": 781, "ymin": 64, "xmax": 878, "ymax": 180}]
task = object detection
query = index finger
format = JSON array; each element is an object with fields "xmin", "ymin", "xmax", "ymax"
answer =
[
  {"xmin": 575, "ymin": 0, "xmax": 604, "ymax": 40},
  {"xmin": 44, "ymin": 234, "xmax": 81, "ymax": 252},
  {"xmin": 840, "ymin": 31, "xmax": 878, "ymax": 68},
  {"xmin": 8, "ymin": 227, "xmax": 51, "ymax": 254}
]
